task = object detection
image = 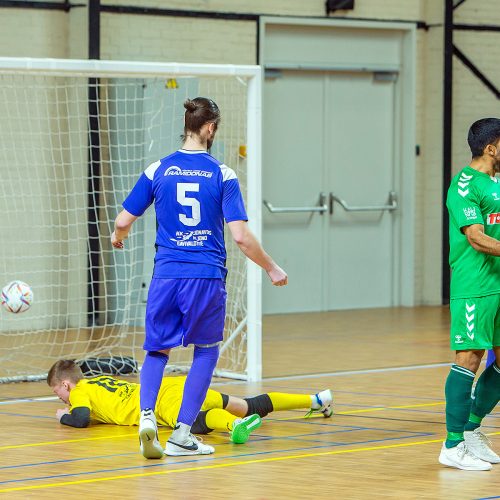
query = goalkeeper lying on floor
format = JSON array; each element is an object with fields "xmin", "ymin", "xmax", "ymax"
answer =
[{"xmin": 47, "ymin": 360, "xmax": 333, "ymax": 456}]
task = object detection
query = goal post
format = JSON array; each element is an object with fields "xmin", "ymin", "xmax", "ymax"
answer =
[
  {"xmin": 245, "ymin": 73, "xmax": 263, "ymax": 382},
  {"xmin": 0, "ymin": 57, "xmax": 262, "ymax": 383}
]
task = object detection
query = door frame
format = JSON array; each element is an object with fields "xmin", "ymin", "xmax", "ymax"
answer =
[{"xmin": 259, "ymin": 16, "xmax": 416, "ymax": 306}]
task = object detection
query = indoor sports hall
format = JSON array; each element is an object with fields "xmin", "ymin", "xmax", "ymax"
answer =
[{"xmin": 0, "ymin": 1, "xmax": 499, "ymax": 499}]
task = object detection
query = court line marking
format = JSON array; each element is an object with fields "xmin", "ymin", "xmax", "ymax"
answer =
[
  {"xmin": 0, "ymin": 419, "xmax": 417, "ymax": 452},
  {"xmin": 0, "ymin": 432, "xmax": 137, "ymax": 451},
  {"xmin": 218, "ymin": 362, "xmax": 454, "ymax": 384},
  {"xmin": 271, "ymin": 401, "xmax": 446, "ymax": 422},
  {"xmin": 0, "ymin": 433, "xmax": 433, "ymax": 486},
  {"xmin": 4, "ymin": 400, "xmax": 494, "ymax": 451},
  {"xmin": 1, "ymin": 432, "xmax": 498, "ymax": 494},
  {"xmin": 0, "ymin": 396, "xmax": 58, "ymax": 406},
  {"xmin": 0, "ymin": 411, "xmax": 53, "ymax": 420},
  {"xmin": 0, "ymin": 426, "xmax": 395, "ymax": 472},
  {"xmin": 0, "ymin": 428, "xmax": 365, "ymax": 470},
  {"xmin": 261, "ymin": 363, "xmax": 455, "ymax": 381},
  {"xmin": 0, "ymin": 408, "xmax": 437, "ymax": 453},
  {"xmin": 340, "ymin": 401, "xmax": 445, "ymax": 413},
  {"xmin": 0, "ymin": 362, "xmax": 453, "ymax": 407},
  {"xmin": 0, "ymin": 398, "xmax": 432, "ymax": 420},
  {"xmin": 0, "ymin": 452, "xmax": 137, "ymax": 470},
  {"xmin": 1, "ymin": 401, "xmax": 495, "ymax": 453}
]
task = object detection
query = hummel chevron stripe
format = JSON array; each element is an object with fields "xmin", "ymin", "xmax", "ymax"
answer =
[{"xmin": 451, "ymin": 364, "xmax": 475, "ymax": 378}]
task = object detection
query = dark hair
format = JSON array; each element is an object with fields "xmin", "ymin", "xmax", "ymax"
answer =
[
  {"xmin": 467, "ymin": 118, "xmax": 500, "ymax": 158},
  {"xmin": 182, "ymin": 97, "xmax": 220, "ymax": 141},
  {"xmin": 47, "ymin": 359, "xmax": 83, "ymax": 386}
]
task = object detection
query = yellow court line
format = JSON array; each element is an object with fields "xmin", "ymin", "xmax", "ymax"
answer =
[
  {"xmin": 2, "ymin": 432, "xmax": 499, "ymax": 494},
  {"xmin": 0, "ymin": 432, "xmax": 137, "ymax": 451},
  {"xmin": 338, "ymin": 401, "xmax": 446, "ymax": 415},
  {"xmin": 274, "ymin": 401, "xmax": 446, "ymax": 421}
]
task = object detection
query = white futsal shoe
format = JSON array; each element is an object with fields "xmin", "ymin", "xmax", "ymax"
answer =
[
  {"xmin": 306, "ymin": 389, "xmax": 333, "ymax": 418},
  {"xmin": 439, "ymin": 441, "xmax": 492, "ymax": 471},
  {"xmin": 464, "ymin": 429, "xmax": 500, "ymax": 463},
  {"xmin": 166, "ymin": 423, "xmax": 215, "ymax": 456},
  {"xmin": 139, "ymin": 408, "xmax": 164, "ymax": 459}
]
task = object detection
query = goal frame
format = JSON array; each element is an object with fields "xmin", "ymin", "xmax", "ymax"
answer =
[{"xmin": 0, "ymin": 57, "xmax": 263, "ymax": 382}]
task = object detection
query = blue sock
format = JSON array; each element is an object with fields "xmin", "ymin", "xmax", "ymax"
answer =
[
  {"xmin": 486, "ymin": 350, "xmax": 495, "ymax": 368},
  {"xmin": 177, "ymin": 345, "xmax": 219, "ymax": 427},
  {"xmin": 140, "ymin": 351, "xmax": 169, "ymax": 411}
]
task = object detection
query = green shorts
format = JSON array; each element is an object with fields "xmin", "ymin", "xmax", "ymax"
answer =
[{"xmin": 450, "ymin": 294, "xmax": 500, "ymax": 350}]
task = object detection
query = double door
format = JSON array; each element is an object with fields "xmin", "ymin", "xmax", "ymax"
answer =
[{"xmin": 262, "ymin": 70, "xmax": 398, "ymax": 314}]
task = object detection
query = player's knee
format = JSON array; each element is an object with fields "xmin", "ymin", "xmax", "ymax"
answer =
[
  {"xmin": 455, "ymin": 349, "xmax": 484, "ymax": 373},
  {"xmin": 244, "ymin": 394, "xmax": 273, "ymax": 418},
  {"xmin": 225, "ymin": 396, "xmax": 247, "ymax": 417},
  {"xmin": 147, "ymin": 350, "xmax": 169, "ymax": 360}
]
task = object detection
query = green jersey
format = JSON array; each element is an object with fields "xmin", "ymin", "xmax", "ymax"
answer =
[{"xmin": 447, "ymin": 165, "xmax": 500, "ymax": 298}]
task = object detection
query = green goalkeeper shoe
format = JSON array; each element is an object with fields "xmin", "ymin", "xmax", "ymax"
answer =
[{"xmin": 230, "ymin": 414, "xmax": 262, "ymax": 444}]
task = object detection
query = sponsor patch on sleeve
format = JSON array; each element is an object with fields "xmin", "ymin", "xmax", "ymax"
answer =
[{"xmin": 463, "ymin": 207, "xmax": 478, "ymax": 220}]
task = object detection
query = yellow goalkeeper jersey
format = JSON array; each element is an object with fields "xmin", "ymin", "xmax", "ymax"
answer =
[{"xmin": 68, "ymin": 375, "xmax": 223, "ymax": 427}]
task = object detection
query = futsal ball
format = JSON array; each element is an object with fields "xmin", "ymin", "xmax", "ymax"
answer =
[{"xmin": 1, "ymin": 280, "xmax": 34, "ymax": 313}]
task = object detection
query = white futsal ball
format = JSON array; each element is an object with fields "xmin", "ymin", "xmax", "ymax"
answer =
[{"xmin": 1, "ymin": 280, "xmax": 34, "ymax": 313}]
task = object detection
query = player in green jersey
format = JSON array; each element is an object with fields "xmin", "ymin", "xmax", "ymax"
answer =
[{"xmin": 440, "ymin": 118, "xmax": 500, "ymax": 471}]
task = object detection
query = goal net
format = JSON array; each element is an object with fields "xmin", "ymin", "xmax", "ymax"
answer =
[{"xmin": 0, "ymin": 58, "xmax": 262, "ymax": 383}]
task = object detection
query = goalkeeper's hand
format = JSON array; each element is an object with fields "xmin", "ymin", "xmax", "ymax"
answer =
[{"xmin": 56, "ymin": 408, "xmax": 70, "ymax": 421}]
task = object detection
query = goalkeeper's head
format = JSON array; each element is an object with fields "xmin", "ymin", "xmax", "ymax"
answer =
[{"xmin": 47, "ymin": 359, "xmax": 83, "ymax": 404}]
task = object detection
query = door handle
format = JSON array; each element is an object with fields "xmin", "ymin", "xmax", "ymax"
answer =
[
  {"xmin": 263, "ymin": 192, "xmax": 328, "ymax": 214},
  {"xmin": 329, "ymin": 191, "xmax": 397, "ymax": 214}
]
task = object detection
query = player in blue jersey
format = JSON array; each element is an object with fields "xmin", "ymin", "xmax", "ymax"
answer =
[{"xmin": 111, "ymin": 97, "xmax": 288, "ymax": 459}]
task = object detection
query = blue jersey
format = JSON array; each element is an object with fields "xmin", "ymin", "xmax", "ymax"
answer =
[{"xmin": 123, "ymin": 149, "xmax": 248, "ymax": 279}]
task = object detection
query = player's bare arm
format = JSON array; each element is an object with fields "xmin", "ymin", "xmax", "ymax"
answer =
[
  {"xmin": 111, "ymin": 209, "xmax": 139, "ymax": 249},
  {"xmin": 227, "ymin": 220, "xmax": 288, "ymax": 286},
  {"xmin": 463, "ymin": 224, "xmax": 500, "ymax": 256}
]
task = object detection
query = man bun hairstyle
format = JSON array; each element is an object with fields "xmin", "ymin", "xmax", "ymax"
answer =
[
  {"xmin": 182, "ymin": 97, "xmax": 221, "ymax": 140},
  {"xmin": 184, "ymin": 100, "xmax": 198, "ymax": 113},
  {"xmin": 47, "ymin": 359, "xmax": 84, "ymax": 386},
  {"xmin": 467, "ymin": 118, "xmax": 500, "ymax": 158}
]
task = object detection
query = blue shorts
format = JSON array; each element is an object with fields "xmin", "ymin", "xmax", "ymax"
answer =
[{"xmin": 144, "ymin": 278, "xmax": 227, "ymax": 351}]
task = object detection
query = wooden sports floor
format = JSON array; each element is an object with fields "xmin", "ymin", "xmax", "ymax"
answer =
[{"xmin": 0, "ymin": 307, "xmax": 499, "ymax": 499}]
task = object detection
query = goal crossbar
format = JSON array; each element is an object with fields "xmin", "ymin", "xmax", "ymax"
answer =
[{"xmin": 0, "ymin": 57, "xmax": 260, "ymax": 79}]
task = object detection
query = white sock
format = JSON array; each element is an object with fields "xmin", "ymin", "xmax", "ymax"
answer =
[
  {"xmin": 172, "ymin": 422, "xmax": 191, "ymax": 438},
  {"xmin": 310, "ymin": 394, "xmax": 321, "ymax": 409},
  {"xmin": 310, "ymin": 390, "xmax": 332, "ymax": 409}
]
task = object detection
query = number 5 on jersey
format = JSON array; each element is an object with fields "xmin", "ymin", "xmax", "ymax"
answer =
[{"xmin": 177, "ymin": 182, "xmax": 201, "ymax": 227}]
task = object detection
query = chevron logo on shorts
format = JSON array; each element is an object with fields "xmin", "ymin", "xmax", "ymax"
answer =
[{"xmin": 465, "ymin": 302, "xmax": 475, "ymax": 340}]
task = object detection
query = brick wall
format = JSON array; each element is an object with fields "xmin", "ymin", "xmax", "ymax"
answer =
[
  {"xmin": 0, "ymin": 9, "xmax": 68, "ymax": 58},
  {"xmin": 100, "ymin": 14, "xmax": 256, "ymax": 64}
]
